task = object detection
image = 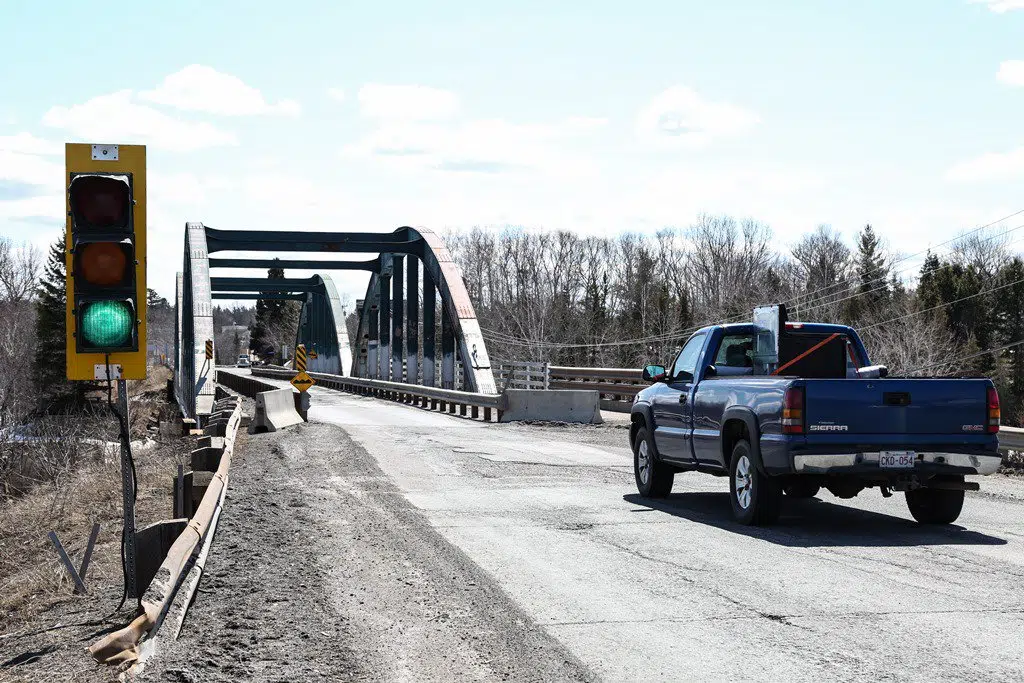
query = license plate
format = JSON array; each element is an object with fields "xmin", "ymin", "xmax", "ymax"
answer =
[{"xmin": 879, "ymin": 451, "xmax": 916, "ymax": 468}]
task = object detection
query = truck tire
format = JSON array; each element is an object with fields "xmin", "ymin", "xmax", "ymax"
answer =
[
  {"xmin": 729, "ymin": 439, "xmax": 782, "ymax": 526},
  {"xmin": 783, "ymin": 481, "xmax": 821, "ymax": 499},
  {"xmin": 905, "ymin": 476, "xmax": 965, "ymax": 525},
  {"xmin": 633, "ymin": 425, "xmax": 674, "ymax": 498}
]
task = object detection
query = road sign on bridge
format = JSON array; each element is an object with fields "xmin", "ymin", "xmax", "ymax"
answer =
[{"xmin": 291, "ymin": 371, "xmax": 315, "ymax": 392}]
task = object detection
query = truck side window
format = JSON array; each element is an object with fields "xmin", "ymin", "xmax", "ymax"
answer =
[
  {"xmin": 714, "ymin": 334, "xmax": 755, "ymax": 369},
  {"xmin": 671, "ymin": 333, "xmax": 706, "ymax": 382}
]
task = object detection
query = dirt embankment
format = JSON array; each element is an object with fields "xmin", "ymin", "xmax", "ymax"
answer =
[{"xmin": 0, "ymin": 366, "xmax": 194, "ymax": 682}]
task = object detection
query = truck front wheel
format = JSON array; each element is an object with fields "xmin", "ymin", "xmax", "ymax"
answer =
[
  {"xmin": 905, "ymin": 476, "xmax": 965, "ymax": 525},
  {"xmin": 633, "ymin": 425, "xmax": 674, "ymax": 498},
  {"xmin": 729, "ymin": 440, "xmax": 782, "ymax": 526}
]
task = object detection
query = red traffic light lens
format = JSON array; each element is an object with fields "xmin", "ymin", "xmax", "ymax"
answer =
[
  {"xmin": 77, "ymin": 242, "xmax": 130, "ymax": 286},
  {"xmin": 69, "ymin": 175, "xmax": 130, "ymax": 230}
]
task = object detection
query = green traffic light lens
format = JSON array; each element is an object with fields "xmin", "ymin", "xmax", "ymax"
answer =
[{"xmin": 81, "ymin": 300, "xmax": 133, "ymax": 349}]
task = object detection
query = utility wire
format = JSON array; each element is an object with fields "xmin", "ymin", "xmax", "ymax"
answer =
[
  {"xmin": 906, "ymin": 338, "xmax": 1024, "ymax": 374},
  {"xmin": 482, "ymin": 209, "xmax": 1024, "ymax": 351}
]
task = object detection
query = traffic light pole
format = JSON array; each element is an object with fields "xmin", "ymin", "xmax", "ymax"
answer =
[{"xmin": 117, "ymin": 378, "xmax": 138, "ymax": 599}]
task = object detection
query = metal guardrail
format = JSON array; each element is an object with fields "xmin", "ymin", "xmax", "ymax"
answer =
[
  {"xmin": 1000, "ymin": 426, "xmax": 1024, "ymax": 453},
  {"xmin": 493, "ymin": 360, "xmax": 549, "ymax": 390},
  {"xmin": 251, "ymin": 367, "xmax": 506, "ymax": 422},
  {"xmin": 216, "ymin": 369, "xmax": 282, "ymax": 398},
  {"xmin": 548, "ymin": 366, "xmax": 644, "ymax": 412}
]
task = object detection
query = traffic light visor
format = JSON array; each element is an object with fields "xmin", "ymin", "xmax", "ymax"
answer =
[
  {"xmin": 69, "ymin": 174, "xmax": 131, "ymax": 231},
  {"xmin": 79, "ymin": 299, "xmax": 135, "ymax": 349}
]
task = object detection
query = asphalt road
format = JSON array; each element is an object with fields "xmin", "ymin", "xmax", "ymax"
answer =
[{"xmin": 207, "ymin": 370, "xmax": 1024, "ymax": 682}]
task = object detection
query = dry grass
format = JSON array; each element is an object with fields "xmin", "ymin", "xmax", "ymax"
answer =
[{"xmin": 0, "ymin": 365, "xmax": 194, "ymax": 635}]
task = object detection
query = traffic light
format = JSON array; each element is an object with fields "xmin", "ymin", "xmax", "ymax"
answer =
[{"xmin": 65, "ymin": 143, "xmax": 147, "ymax": 380}]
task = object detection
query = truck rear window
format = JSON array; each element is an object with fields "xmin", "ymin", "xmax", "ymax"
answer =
[{"xmin": 778, "ymin": 332, "xmax": 848, "ymax": 378}]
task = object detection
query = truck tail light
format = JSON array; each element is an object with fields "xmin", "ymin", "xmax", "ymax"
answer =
[
  {"xmin": 988, "ymin": 386, "xmax": 1000, "ymax": 434},
  {"xmin": 783, "ymin": 387, "xmax": 804, "ymax": 435}
]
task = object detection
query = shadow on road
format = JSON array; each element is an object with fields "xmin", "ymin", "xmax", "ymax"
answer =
[{"xmin": 622, "ymin": 491, "xmax": 1008, "ymax": 548}]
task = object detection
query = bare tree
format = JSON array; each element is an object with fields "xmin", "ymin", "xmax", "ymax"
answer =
[
  {"xmin": 790, "ymin": 224, "xmax": 852, "ymax": 320},
  {"xmin": 0, "ymin": 239, "xmax": 42, "ymax": 427},
  {"xmin": 950, "ymin": 227, "xmax": 1011, "ymax": 280}
]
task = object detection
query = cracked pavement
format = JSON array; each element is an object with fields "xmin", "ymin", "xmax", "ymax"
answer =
[{"xmin": 174, "ymin": 371, "xmax": 1024, "ymax": 681}]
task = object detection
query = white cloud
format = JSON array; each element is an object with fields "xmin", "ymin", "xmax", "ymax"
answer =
[
  {"xmin": 970, "ymin": 0, "xmax": 1024, "ymax": 12},
  {"xmin": 997, "ymin": 60, "xmax": 1024, "ymax": 86},
  {"xmin": 327, "ymin": 87, "xmax": 346, "ymax": 103},
  {"xmin": 357, "ymin": 84, "xmax": 461, "ymax": 120},
  {"xmin": 342, "ymin": 116, "xmax": 606, "ymax": 176},
  {"xmin": 0, "ymin": 194, "xmax": 64, "ymax": 223},
  {"xmin": 43, "ymin": 90, "xmax": 238, "ymax": 151},
  {"xmin": 636, "ymin": 85, "xmax": 760, "ymax": 148},
  {"xmin": 139, "ymin": 64, "xmax": 301, "ymax": 116},
  {"xmin": 945, "ymin": 146, "xmax": 1024, "ymax": 182},
  {"xmin": 0, "ymin": 133, "xmax": 61, "ymax": 156}
]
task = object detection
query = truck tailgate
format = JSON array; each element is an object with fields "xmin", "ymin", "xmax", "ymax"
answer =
[{"xmin": 803, "ymin": 379, "xmax": 991, "ymax": 435}]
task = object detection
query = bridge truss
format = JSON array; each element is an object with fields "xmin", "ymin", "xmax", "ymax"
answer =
[{"xmin": 174, "ymin": 224, "xmax": 494, "ymax": 419}]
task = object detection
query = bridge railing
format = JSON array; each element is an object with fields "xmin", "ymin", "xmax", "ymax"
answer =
[
  {"xmin": 250, "ymin": 367, "xmax": 506, "ymax": 421},
  {"xmin": 493, "ymin": 360, "xmax": 549, "ymax": 391},
  {"xmin": 547, "ymin": 366, "xmax": 644, "ymax": 413}
]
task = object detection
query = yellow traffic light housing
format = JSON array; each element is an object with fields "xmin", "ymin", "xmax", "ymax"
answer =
[{"xmin": 65, "ymin": 143, "xmax": 147, "ymax": 380}]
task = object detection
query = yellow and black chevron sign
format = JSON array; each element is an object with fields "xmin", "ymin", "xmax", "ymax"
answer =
[
  {"xmin": 295, "ymin": 344, "xmax": 307, "ymax": 372},
  {"xmin": 205, "ymin": 339, "xmax": 213, "ymax": 360}
]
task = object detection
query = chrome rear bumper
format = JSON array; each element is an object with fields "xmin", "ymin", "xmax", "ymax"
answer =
[{"xmin": 793, "ymin": 452, "xmax": 1002, "ymax": 476}]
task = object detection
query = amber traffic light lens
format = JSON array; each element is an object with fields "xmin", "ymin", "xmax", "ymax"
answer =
[
  {"xmin": 78, "ymin": 242, "xmax": 130, "ymax": 286},
  {"xmin": 69, "ymin": 175, "xmax": 130, "ymax": 229}
]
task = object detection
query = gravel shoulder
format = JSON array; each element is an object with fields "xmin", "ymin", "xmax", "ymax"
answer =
[{"xmin": 142, "ymin": 422, "xmax": 595, "ymax": 683}]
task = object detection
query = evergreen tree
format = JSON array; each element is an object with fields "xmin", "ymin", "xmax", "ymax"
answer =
[
  {"xmin": 34, "ymin": 236, "xmax": 82, "ymax": 413},
  {"xmin": 846, "ymin": 224, "xmax": 889, "ymax": 322},
  {"xmin": 249, "ymin": 262, "xmax": 300, "ymax": 362}
]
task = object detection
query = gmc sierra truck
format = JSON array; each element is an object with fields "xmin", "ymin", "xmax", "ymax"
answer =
[{"xmin": 629, "ymin": 315, "xmax": 1002, "ymax": 526}]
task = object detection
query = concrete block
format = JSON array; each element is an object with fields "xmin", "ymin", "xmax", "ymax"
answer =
[
  {"xmin": 192, "ymin": 471, "xmax": 214, "ymax": 511},
  {"xmin": 499, "ymin": 389, "xmax": 603, "ymax": 424},
  {"xmin": 196, "ymin": 436, "xmax": 225, "ymax": 450},
  {"xmin": 135, "ymin": 518, "xmax": 188, "ymax": 597},
  {"xmin": 171, "ymin": 470, "xmax": 194, "ymax": 518},
  {"xmin": 190, "ymin": 447, "xmax": 223, "ymax": 472},
  {"xmin": 250, "ymin": 388, "xmax": 303, "ymax": 433}
]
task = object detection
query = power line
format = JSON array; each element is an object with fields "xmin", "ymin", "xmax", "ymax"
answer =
[
  {"xmin": 481, "ymin": 209, "xmax": 1024, "ymax": 351},
  {"xmin": 906, "ymin": 338, "xmax": 1024, "ymax": 374},
  {"xmin": 788, "ymin": 208, "xmax": 1024, "ymax": 314},
  {"xmin": 860, "ymin": 272, "xmax": 1024, "ymax": 331},
  {"xmin": 794, "ymin": 220, "xmax": 1024, "ymax": 318}
]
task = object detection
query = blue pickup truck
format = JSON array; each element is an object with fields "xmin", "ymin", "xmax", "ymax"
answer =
[{"xmin": 629, "ymin": 319, "xmax": 1002, "ymax": 526}]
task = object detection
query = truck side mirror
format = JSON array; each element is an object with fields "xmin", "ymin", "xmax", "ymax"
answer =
[{"xmin": 642, "ymin": 364, "xmax": 667, "ymax": 382}]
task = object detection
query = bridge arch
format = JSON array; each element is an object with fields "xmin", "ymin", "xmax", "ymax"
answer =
[{"xmin": 174, "ymin": 223, "xmax": 495, "ymax": 419}]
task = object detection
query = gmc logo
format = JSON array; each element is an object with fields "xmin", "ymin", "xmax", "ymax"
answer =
[{"xmin": 809, "ymin": 425, "xmax": 849, "ymax": 432}]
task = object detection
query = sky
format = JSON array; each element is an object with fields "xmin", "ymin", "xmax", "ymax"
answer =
[{"xmin": 1, "ymin": 0, "xmax": 1023, "ymax": 305}]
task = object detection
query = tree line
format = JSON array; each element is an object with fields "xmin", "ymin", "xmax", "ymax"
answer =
[{"xmin": 444, "ymin": 216, "xmax": 1024, "ymax": 424}]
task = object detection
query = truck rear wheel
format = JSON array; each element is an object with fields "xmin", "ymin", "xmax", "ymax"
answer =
[
  {"xmin": 633, "ymin": 425, "xmax": 674, "ymax": 498},
  {"xmin": 729, "ymin": 440, "xmax": 782, "ymax": 526},
  {"xmin": 905, "ymin": 476, "xmax": 965, "ymax": 525}
]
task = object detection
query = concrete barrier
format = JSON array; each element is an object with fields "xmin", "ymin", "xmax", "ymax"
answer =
[
  {"xmin": 499, "ymin": 389, "xmax": 603, "ymax": 424},
  {"xmin": 251, "ymin": 388, "xmax": 304, "ymax": 433}
]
